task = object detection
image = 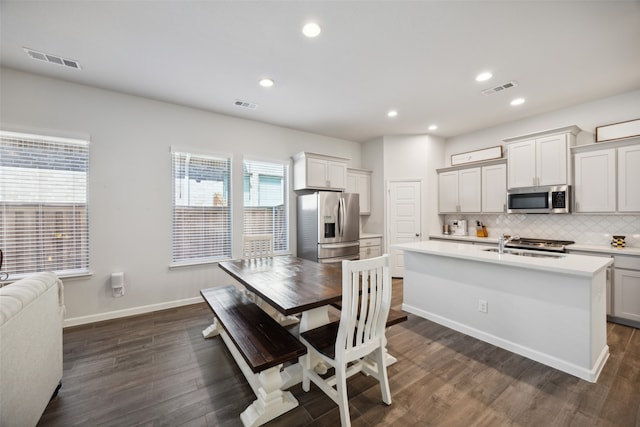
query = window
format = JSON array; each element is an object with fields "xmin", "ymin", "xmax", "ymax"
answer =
[
  {"xmin": 172, "ymin": 150, "xmax": 232, "ymax": 264},
  {"xmin": 243, "ymin": 159, "xmax": 288, "ymax": 253},
  {"xmin": 0, "ymin": 131, "xmax": 89, "ymax": 279}
]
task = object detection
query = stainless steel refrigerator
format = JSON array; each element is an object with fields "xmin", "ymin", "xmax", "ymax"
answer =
[{"xmin": 297, "ymin": 191, "xmax": 360, "ymax": 263}]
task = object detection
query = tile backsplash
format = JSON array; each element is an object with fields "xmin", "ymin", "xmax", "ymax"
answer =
[{"xmin": 444, "ymin": 214, "xmax": 640, "ymax": 248}]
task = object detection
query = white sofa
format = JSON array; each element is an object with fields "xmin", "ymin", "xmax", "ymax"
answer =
[{"xmin": 0, "ymin": 272, "xmax": 64, "ymax": 427}]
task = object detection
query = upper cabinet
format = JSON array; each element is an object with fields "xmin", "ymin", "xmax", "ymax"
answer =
[
  {"xmin": 438, "ymin": 161, "xmax": 506, "ymax": 214},
  {"xmin": 438, "ymin": 167, "xmax": 480, "ymax": 213},
  {"xmin": 618, "ymin": 144, "xmax": 640, "ymax": 212},
  {"xmin": 346, "ymin": 168, "xmax": 372, "ymax": 215},
  {"xmin": 574, "ymin": 148, "xmax": 616, "ymax": 212},
  {"xmin": 505, "ymin": 126, "xmax": 580, "ymax": 189},
  {"xmin": 481, "ymin": 163, "xmax": 507, "ymax": 213},
  {"xmin": 572, "ymin": 139, "xmax": 640, "ymax": 213},
  {"xmin": 292, "ymin": 152, "xmax": 348, "ymax": 191}
]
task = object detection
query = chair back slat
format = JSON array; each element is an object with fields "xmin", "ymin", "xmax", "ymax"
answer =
[
  {"xmin": 242, "ymin": 234, "xmax": 273, "ymax": 259},
  {"xmin": 337, "ymin": 255, "xmax": 391, "ymax": 360}
]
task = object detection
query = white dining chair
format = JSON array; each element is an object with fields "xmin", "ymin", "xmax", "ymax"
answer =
[
  {"xmin": 300, "ymin": 254, "xmax": 392, "ymax": 427},
  {"xmin": 241, "ymin": 234, "xmax": 299, "ymax": 326},
  {"xmin": 242, "ymin": 233, "xmax": 273, "ymax": 259}
]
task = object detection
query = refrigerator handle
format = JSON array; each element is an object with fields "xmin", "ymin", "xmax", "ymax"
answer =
[{"xmin": 339, "ymin": 197, "xmax": 345, "ymax": 237}]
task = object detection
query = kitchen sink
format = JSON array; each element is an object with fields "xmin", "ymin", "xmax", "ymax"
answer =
[{"xmin": 483, "ymin": 248, "xmax": 564, "ymax": 259}]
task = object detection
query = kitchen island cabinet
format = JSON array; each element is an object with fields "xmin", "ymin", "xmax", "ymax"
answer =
[{"xmin": 392, "ymin": 240, "xmax": 612, "ymax": 382}]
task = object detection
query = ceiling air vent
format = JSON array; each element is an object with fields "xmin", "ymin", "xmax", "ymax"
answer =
[
  {"xmin": 24, "ymin": 47, "xmax": 81, "ymax": 70},
  {"xmin": 481, "ymin": 80, "xmax": 518, "ymax": 96},
  {"xmin": 234, "ymin": 99, "xmax": 258, "ymax": 109}
]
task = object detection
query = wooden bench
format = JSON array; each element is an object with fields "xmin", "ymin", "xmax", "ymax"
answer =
[{"xmin": 200, "ymin": 285, "xmax": 307, "ymax": 427}]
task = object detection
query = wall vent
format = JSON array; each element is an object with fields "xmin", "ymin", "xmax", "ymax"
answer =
[
  {"xmin": 481, "ymin": 80, "xmax": 518, "ymax": 96},
  {"xmin": 24, "ymin": 47, "xmax": 81, "ymax": 70},
  {"xmin": 234, "ymin": 99, "xmax": 258, "ymax": 109}
]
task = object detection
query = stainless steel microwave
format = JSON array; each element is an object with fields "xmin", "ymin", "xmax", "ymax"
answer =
[{"xmin": 507, "ymin": 185, "xmax": 571, "ymax": 214}]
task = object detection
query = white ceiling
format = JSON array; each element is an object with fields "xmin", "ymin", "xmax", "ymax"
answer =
[{"xmin": 1, "ymin": 1, "xmax": 639, "ymax": 142}]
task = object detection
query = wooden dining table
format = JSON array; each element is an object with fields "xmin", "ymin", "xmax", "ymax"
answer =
[
  {"xmin": 213, "ymin": 255, "xmax": 400, "ymax": 426},
  {"xmin": 218, "ymin": 255, "xmax": 344, "ymax": 334}
]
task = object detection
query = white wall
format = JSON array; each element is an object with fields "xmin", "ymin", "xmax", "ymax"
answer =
[
  {"xmin": 381, "ymin": 134, "xmax": 445, "ymax": 245},
  {"xmin": 445, "ymin": 89, "xmax": 640, "ymax": 165},
  {"xmin": 0, "ymin": 68, "xmax": 363, "ymax": 324}
]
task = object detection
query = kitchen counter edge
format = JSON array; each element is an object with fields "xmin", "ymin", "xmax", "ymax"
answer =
[
  {"xmin": 393, "ymin": 240, "xmax": 612, "ymax": 276},
  {"xmin": 429, "ymin": 234, "xmax": 640, "ymax": 257}
]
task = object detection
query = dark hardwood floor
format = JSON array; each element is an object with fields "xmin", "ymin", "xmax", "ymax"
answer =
[{"xmin": 39, "ymin": 279, "xmax": 640, "ymax": 426}]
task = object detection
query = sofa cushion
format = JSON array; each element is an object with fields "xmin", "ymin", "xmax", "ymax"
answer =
[{"xmin": 0, "ymin": 272, "xmax": 61, "ymax": 326}]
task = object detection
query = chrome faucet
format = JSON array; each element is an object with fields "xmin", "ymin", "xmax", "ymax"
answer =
[{"xmin": 498, "ymin": 234, "xmax": 512, "ymax": 254}]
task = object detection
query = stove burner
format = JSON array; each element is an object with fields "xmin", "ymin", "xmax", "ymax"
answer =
[{"xmin": 505, "ymin": 237, "xmax": 575, "ymax": 253}]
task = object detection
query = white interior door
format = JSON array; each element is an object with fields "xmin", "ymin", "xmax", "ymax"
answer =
[{"xmin": 387, "ymin": 180, "xmax": 422, "ymax": 278}]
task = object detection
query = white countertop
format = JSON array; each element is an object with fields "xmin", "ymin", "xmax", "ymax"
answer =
[
  {"xmin": 393, "ymin": 240, "xmax": 613, "ymax": 276},
  {"xmin": 360, "ymin": 233, "xmax": 383, "ymax": 239},
  {"xmin": 568, "ymin": 243, "xmax": 640, "ymax": 257},
  {"xmin": 429, "ymin": 234, "xmax": 500, "ymax": 244},
  {"xmin": 428, "ymin": 233, "xmax": 640, "ymax": 257}
]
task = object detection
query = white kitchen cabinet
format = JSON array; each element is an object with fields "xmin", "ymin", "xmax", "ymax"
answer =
[
  {"xmin": 505, "ymin": 126, "xmax": 579, "ymax": 189},
  {"xmin": 618, "ymin": 144, "xmax": 640, "ymax": 212},
  {"xmin": 438, "ymin": 167, "xmax": 481, "ymax": 213},
  {"xmin": 574, "ymin": 148, "xmax": 616, "ymax": 212},
  {"xmin": 613, "ymin": 255, "xmax": 640, "ymax": 324},
  {"xmin": 292, "ymin": 152, "xmax": 348, "ymax": 191},
  {"xmin": 481, "ymin": 163, "xmax": 506, "ymax": 213},
  {"xmin": 346, "ymin": 168, "xmax": 372, "ymax": 215},
  {"xmin": 359, "ymin": 236, "xmax": 382, "ymax": 259}
]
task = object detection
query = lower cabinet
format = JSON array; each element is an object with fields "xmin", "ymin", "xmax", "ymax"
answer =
[
  {"xmin": 613, "ymin": 256, "xmax": 640, "ymax": 324},
  {"xmin": 360, "ymin": 236, "xmax": 382, "ymax": 260}
]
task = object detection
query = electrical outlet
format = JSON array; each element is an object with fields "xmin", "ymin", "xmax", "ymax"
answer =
[{"xmin": 478, "ymin": 299, "xmax": 488, "ymax": 313}]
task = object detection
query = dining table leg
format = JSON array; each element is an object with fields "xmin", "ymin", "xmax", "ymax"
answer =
[{"xmin": 281, "ymin": 306, "xmax": 332, "ymax": 388}]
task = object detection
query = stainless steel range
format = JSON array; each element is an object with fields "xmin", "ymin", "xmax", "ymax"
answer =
[{"xmin": 505, "ymin": 237, "xmax": 575, "ymax": 253}]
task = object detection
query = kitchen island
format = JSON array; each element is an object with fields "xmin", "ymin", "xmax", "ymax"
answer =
[{"xmin": 392, "ymin": 240, "xmax": 613, "ymax": 382}]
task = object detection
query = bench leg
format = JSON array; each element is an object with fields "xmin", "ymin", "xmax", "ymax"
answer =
[
  {"xmin": 202, "ymin": 317, "xmax": 222, "ymax": 339},
  {"xmin": 239, "ymin": 366, "xmax": 299, "ymax": 427}
]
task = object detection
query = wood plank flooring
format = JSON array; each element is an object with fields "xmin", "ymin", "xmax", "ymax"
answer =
[{"xmin": 39, "ymin": 279, "xmax": 640, "ymax": 426}]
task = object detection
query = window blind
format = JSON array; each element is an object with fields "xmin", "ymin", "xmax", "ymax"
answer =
[
  {"xmin": 243, "ymin": 159, "xmax": 288, "ymax": 253},
  {"xmin": 172, "ymin": 150, "xmax": 232, "ymax": 264},
  {"xmin": 0, "ymin": 131, "xmax": 89, "ymax": 279}
]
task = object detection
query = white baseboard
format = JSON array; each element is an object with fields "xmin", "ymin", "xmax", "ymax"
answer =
[{"xmin": 63, "ymin": 296, "xmax": 204, "ymax": 327}]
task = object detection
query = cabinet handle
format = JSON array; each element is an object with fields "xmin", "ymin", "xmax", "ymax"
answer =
[{"xmin": 503, "ymin": 204, "xmax": 506, "ymax": 212}]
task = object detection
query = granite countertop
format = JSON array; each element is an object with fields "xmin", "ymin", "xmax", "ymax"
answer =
[{"xmin": 394, "ymin": 240, "xmax": 613, "ymax": 276}]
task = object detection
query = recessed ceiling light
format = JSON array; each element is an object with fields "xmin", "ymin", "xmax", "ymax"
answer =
[
  {"xmin": 302, "ymin": 22, "xmax": 321, "ymax": 38},
  {"xmin": 510, "ymin": 97, "xmax": 525, "ymax": 106},
  {"xmin": 387, "ymin": 110, "xmax": 398, "ymax": 118},
  {"xmin": 259, "ymin": 78, "xmax": 274, "ymax": 88},
  {"xmin": 428, "ymin": 125, "xmax": 438, "ymax": 131},
  {"xmin": 475, "ymin": 72, "xmax": 493, "ymax": 82}
]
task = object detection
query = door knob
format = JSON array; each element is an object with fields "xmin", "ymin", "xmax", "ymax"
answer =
[{"xmin": 415, "ymin": 233, "xmax": 420, "ymax": 237}]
